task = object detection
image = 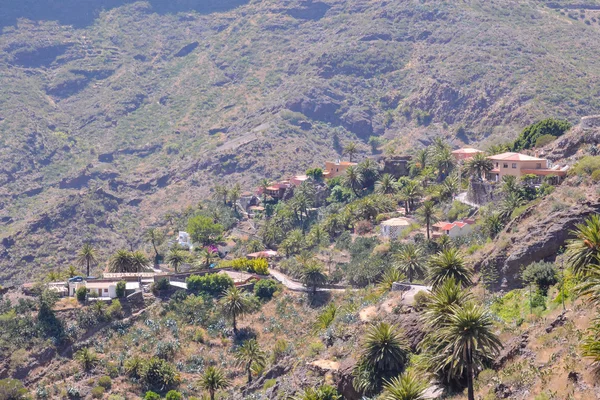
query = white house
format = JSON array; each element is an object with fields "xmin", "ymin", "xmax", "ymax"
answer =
[
  {"xmin": 68, "ymin": 277, "xmax": 140, "ymax": 299},
  {"xmin": 432, "ymin": 219, "xmax": 475, "ymax": 239},
  {"xmin": 177, "ymin": 231, "xmax": 193, "ymax": 249},
  {"xmin": 380, "ymin": 217, "xmax": 412, "ymax": 240}
]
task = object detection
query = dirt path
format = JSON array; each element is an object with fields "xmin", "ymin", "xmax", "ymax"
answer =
[{"xmin": 269, "ymin": 269, "xmax": 350, "ymax": 292}]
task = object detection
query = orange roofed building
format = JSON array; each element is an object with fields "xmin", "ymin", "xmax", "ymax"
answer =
[
  {"xmin": 323, "ymin": 160, "xmax": 357, "ymax": 178},
  {"xmin": 486, "ymin": 152, "xmax": 568, "ymax": 181}
]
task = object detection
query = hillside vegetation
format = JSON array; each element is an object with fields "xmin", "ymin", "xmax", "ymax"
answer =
[{"xmin": 3, "ymin": 0, "xmax": 600, "ymax": 282}]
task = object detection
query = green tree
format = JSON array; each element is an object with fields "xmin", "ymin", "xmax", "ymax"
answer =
[
  {"xmin": 229, "ymin": 183, "xmax": 242, "ymax": 210},
  {"xmin": 75, "ymin": 348, "xmax": 99, "ymax": 372},
  {"xmin": 521, "ymin": 262, "xmax": 558, "ymax": 295},
  {"xmin": 187, "ymin": 215, "xmax": 224, "ymax": 246},
  {"xmin": 394, "ymin": 243, "xmax": 426, "ymax": 283},
  {"xmin": 566, "ymin": 214, "xmax": 600, "ymax": 276},
  {"xmin": 375, "ymin": 174, "xmax": 398, "ymax": 195},
  {"xmin": 77, "ymin": 242, "xmax": 97, "ymax": 277},
  {"xmin": 482, "ymin": 212, "xmax": 504, "ymax": 239},
  {"xmin": 343, "ymin": 142, "xmax": 358, "ymax": 162},
  {"xmin": 409, "ymin": 148, "xmax": 429, "ymax": 176},
  {"xmin": 499, "ymin": 191, "xmax": 523, "ymax": 221},
  {"xmin": 213, "ymin": 184, "xmax": 229, "ymax": 206},
  {"xmin": 235, "ymin": 339, "xmax": 267, "ymax": 384},
  {"xmin": 357, "ymin": 159, "xmax": 380, "ymax": 189},
  {"xmin": 306, "ymin": 168, "xmax": 324, "ymax": 181},
  {"xmin": 399, "ymin": 180, "xmax": 421, "ymax": 214},
  {"xmin": 131, "ymin": 251, "xmax": 151, "ymax": 272},
  {"xmin": 280, "ymin": 229, "xmax": 305, "ymax": 257},
  {"xmin": 300, "ymin": 260, "xmax": 327, "ymax": 295},
  {"xmin": 196, "ymin": 248, "xmax": 219, "ymax": 269},
  {"xmin": 199, "ymin": 366, "xmax": 229, "ymax": 400},
  {"xmin": 294, "ymin": 385, "xmax": 342, "ymax": 400},
  {"xmin": 0, "ymin": 378, "xmax": 27, "ymax": 400},
  {"xmin": 513, "ymin": 118, "xmax": 571, "ymax": 151},
  {"xmin": 500, "ymin": 175, "xmax": 519, "ymax": 194},
  {"xmin": 378, "ymin": 269, "xmax": 406, "ymax": 293},
  {"xmin": 381, "ymin": 371, "xmax": 428, "ymax": 400},
  {"xmin": 465, "ymin": 152, "xmax": 493, "ymax": 181},
  {"xmin": 220, "ymin": 286, "xmax": 251, "ymax": 334},
  {"xmin": 344, "ymin": 166, "xmax": 364, "ymax": 197},
  {"xmin": 428, "ymin": 248, "xmax": 472, "ymax": 289},
  {"xmin": 432, "ymin": 139, "xmax": 455, "ymax": 181},
  {"xmin": 439, "ymin": 303, "xmax": 502, "ymax": 400},
  {"xmin": 166, "ymin": 248, "xmax": 188, "ymax": 273},
  {"xmin": 258, "ymin": 179, "xmax": 271, "ymax": 202},
  {"xmin": 109, "ymin": 249, "xmax": 133, "ymax": 273},
  {"xmin": 353, "ymin": 322, "xmax": 410, "ymax": 395},
  {"xmin": 418, "ymin": 201, "xmax": 438, "ymax": 241},
  {"xmin": 145, "ymin": 228, "xmax": 165, "ymax": 266},
  {"xmin": 422, "ymin": 278, "xmax": 473, "ymax": 328}
]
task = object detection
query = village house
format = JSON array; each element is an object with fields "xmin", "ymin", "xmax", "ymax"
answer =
[
  {"xmin": 259, "ymin": 181, "xmax": 294, "ymax": 200},
  {"xmin": 323, "ymin": 160, "xmax": 357, "ymax": 179},
  {"xmin": 68, "ymin": 276, "xmax": 141, "ymax": 299},
  {"xmin": 247, "ymin": 250, "xmax": 279, "ymax": 260},
  {"xmin": 177, "ymin": 231, "xmax": 193, "ymax": 249},
  {"xmin": 432, "ymin": 219, "xmax": 475, "ymax": 239},
  {"xmin": 486, "ymin": 152, "xmax": 568, "ymax": 182},
  {"xmin": 452, "ymin": 148, "xmax": 484, "ymax": 161},
  {"xmin": 379, "ymin": 217, "xmax": 412, "ymax": 240}
]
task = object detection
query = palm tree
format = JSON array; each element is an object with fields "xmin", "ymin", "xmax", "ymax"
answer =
[
  {"xmin": 381, "ymin": 371, "xmax": 428, "ymax": 400},
  {"xmin": 440, "ymin": 303, "xmax": 502, "ymax": 400},
  {"xmin": 575, "ymin": 264, "xmax": 600, "ymax": 306},
  {"xmin": 378, "ymin": 269, "xmax": 406, "ymax": 294},
  {"xmin": 375, "ymin": 174, "xmax": 398, "ymax": 195},
  {"xmin": 199, "ymin": 366, "xmax": 229, "ymax": 400},
  {"xmin": 144, "ymin": 228, "xmax": 165, "ymax": 266},
  {"xmin": 344, "ymin": 166, "xmax": 364, "ymax": 197},
  {"xmin": 108, "ymin": 249, "xmax": 133, "ymax": 273},
  {"xmin": 229, "ymin": 183, "xmax": 242, "ymax": 210},
  {"xmin": 358, "ymin": 159, "xmax": 380, "ymax": 189},
  {"xmin": 483, "ymin": 212, "xmax": 504, "ymax": 238},
  {"xmin": 399, "ymin": 180, "xmax": 421, "ymax": 214},
  {"xmin": 500, "ymin": 175, "xmax": 519, "ymax": 194},
  {"xmin": 235, "ymin": 339, "xmax": 267, "ymax": 384},
  {"xmin": 394, "ymin": 243, "xmax": 426, "ymax": 283},
  {"xmin": 438, "ymin": 174, "xmax": 458, "ymax": 201},
  {"xmin": 213, "ymin": 184, "xmax": 229, "ymax": 206},
  {"xmin": 567, "ymin": 215, "xmax": 600, "ymax": 276},
  {"xmin": 77, "ymin": 243, "xmax": 97, "ymax": 277},
  {"xmin": 343, "ymin": 142, "xmax": 358, "ymax": 162},
  {"xmin": 354, "ymin": 322, "xmax": 410, "ymax": 394},
  {"xmin": 422, "ymin": 278, "xmax": 473, "ymax": 328},
  {"xmin": 432, "ymin": 141, "xmax": 454, "ymax": 181},
  {"xmin": 418, "ymin": 201, "xmax": 438, "ymax": 240},
  {"xmin": 196, "ymin": 248, "xmax": 219, "ymax": 269},
  {"xmin": 466, "ymin": 152, "xmax": 493, "ymax": 181},
  {"xmin": 487, "ymin": 143, "xmax": 510, "ymax": 156},
  {"xmin": 130, "ymin": 251, "xmax": 151, "ymax": 272},
  {"xmin": 409, "ymin": 148, "xmax": 429, "ymax": 176},
  {"xmin": 294, "ymin": 385, "xmax": 341, "ymax": 400},
  {"xmin": 74, "ymin": 348, "xmax": 99, "ymax": 372},
  {"xmin": 65, "ymin": 265, "xmax": 79, "ymax": 278},
  {"xmin": 220, "ymin": 286, "xmax": 251, "ymax": 334},
  {"xmin": 428, "ymin": 248, "xmax": 472, "ymax": 289},
  {"xmin": 166, "ymin": 248, "xmax": 188, "ymax": 273},
  {"xmin": 300, "ymin": 260, "xmax": 327, "ymax": 295},
  {"xmin": 259, "ymin": 178, "xmax": 271, "ymax": 202},
  {"xmin": 499, "ymin": 191, "xmax": 523, "ymax": 221}
]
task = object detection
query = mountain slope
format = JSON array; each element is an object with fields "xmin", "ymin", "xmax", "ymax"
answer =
[{"xmin": 2, "ymin": 0, "xmax": 600, "ymax": 283}]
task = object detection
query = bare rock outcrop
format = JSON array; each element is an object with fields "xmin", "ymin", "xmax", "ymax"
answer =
[{"xmin": 474, "ymin": 201, "xmax": 600, "ymax": 290}]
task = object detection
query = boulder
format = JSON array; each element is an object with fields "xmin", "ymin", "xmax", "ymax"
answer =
[
  {"xmin": 334, "ymin": 358, "xmax": 362, "ymax": 400},
  {"xmin": 493, "ymin": 333, "xmax": 529, "ymax": 369}
]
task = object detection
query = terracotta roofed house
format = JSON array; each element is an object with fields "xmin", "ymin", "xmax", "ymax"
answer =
[
  {"xmin": 486, "ymin": 152, "xmax": 568, "ymax": 181},
  {"xmin": 323, "ymin": 160, "xmax": 357, "ymax": 179},
  {"xmin": 432, "ymin": 219, "xmax": 475, "ymax": 239}
]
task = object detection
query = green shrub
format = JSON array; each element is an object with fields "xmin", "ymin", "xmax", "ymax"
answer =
[
  {"xmin": 592, "ymin": 169, "xmax": 600, "ymax": 183},
  {"xmin": 141, "ymin": 357, "xmax": 180, "ymax": 391},
  {"xmin": 513, "ymin": 118, "xmax": 571, "ymax": 150},
  {"xmin": 143, "ymin": 392, "xmax": 161, "ymax": 400},
  {"xmin": 97, "ymin": 375, "xmax": 112, "ymax": 390},
  {"xmin": 91, "ymin": 386, "xmax": 105, "ymax": 399},
  {"xmin": 153, "ymin": 278, "xmax": 170, "ymax": 293},
  {"xmin": 226, "ymin": 258, "xmax": 269, "ymax": 275},
  {"xmin": 0, "ymin": 378, "xmax": 27, "ymax": 399},
  {"xmin": 263, "ymin": 379, "xmax": 277, "ymax": 391},
  {"xmin": 106, "ymin": 300, "xmax": 123, "ymax": 319},
  {"xmin": 165, "ymin": 390, "xmax": 183, "ymax": 400},
  {"xmin": 254, "ymin": 279, "xmax": 278, "ymax": 300},
  {"xmin": 76, "ymin": 287, "xmax": 87, "ymax": 302},
  {"xmin": 522, "ymin": 262, "xmax": 558, "ymax": 295},
  {"xmin": 534, "ymin": 134, "xmax": 557, "ymax": 148},
  {"xmin": 116, "ymin": 281, "xmax": 126, "ymax": 298},
  {"xmin": 186, "ymin": 273, "xmax": 233, "ymax": 296},
  {"xmin": 569, "ymin": 155, "xmax": 600, "ymax": 177},
  {"xmin": 413, "ymin": 290, "xmax": 429, "ymax": 310}
]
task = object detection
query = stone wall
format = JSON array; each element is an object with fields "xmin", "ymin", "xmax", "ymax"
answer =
[
  {"xmin": 467, "ymin": 180, "xmax": 498, "ymax": 205},
  {"xmin": 380, "ymin": 155, "xmax": 411, "ymax": 178}
]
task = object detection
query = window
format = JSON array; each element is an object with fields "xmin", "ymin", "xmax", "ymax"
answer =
[
  {"xmin": 536, "ymin": 163, "xmax": 542, "ymax": 169},
  {"xmin": 496, "ymin": 163, "xmax": 499, "ymax": 168},
  {"xmin": 104, "ymin": 288, "xmax": 108, "ymax": 293},
  {"xmin": 503, "ymin": 163, "xmax": 509, "ymax": 168},
  {"xmin": 512, "ymin": 163, "xmax": 517, "ymax": 169}
]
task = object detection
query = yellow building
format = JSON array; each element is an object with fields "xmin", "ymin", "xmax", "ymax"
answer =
[
  {"xmin": 323, "ymin": 160, "xmax": 357, "ymax": 178},
  {"xmin": 487, "ymin": 152, "xmax": 567, "ymax": 181}
]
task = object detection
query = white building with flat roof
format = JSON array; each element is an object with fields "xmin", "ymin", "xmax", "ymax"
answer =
[{"xmin": 380, "ymin": 217, "xmax": 412, "ymax": 240}]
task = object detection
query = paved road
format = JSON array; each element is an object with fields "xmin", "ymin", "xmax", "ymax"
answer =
[{"xmin": 269, "ymin": 269, "xmax": 349, "ymax": 292}]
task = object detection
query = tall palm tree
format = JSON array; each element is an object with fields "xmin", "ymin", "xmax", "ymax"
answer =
[
  {"xmin": 567, "ymin": 215, "xmax": 600, "ymax": 276},
  {"xmin": 74, "ymin": 348, "xmax": 99, "ymax": 372},
  {"xmin": 199, "ymin": 366, "xmax": 229, "ymax": 400},
  {"xmin": 213, "ymin": 184, "xmax": 229, "ymax": 206},
  {"xmin": 432, "ymin": 143, "xmax": 455, "ymax": 181},
  {"xmin": 344, "ymin": 166, "xmax": 364, "ymax": 197},
  {"xmin": 258, "ymin": 178, "xmax": 271, "ymax": 202},
  {"xmin": 438, "ymin": 174, "xmax": 459, "ymax": 201},
  {"xmin": 108, "ymin": 249, "xmax": 133, "ymax": 273},
  {"xmin": 399, "ymin": 180, "xmax": 421, "ymax": 214},
  {"xmin": 422, "ymin": 278, "xmax": 473, "ymax": 328},
  {"xmin": 344, "ymin": 142, "xmax": 358, "ymax": 162},
  {"xmin": 440, "ymin": 303, "xmax": 502, "ymax": 400},
  {"xmin": 354, "ymin": 322, "xmax": 410, "ymax": 395},
  {"xmin": 500, "ymin": 175, "xmax": 519, "ymax": 194},
  {"xmin": 418, "ymin": 201, "xmax": 438, "ymax": 240},
  {"xmin": 144, "ymin": 228, "xmax": 165, "ymax": 266},
  {"xmin": 483, "ymin": 212, "xmax": 504, "ymax": 238},
  {"xmin": 381, "ymin": 371, "xmax": 428, "ymax": 400},
  {"xmin": 130, "ymin": 251, "xmax": 151, "ymax": 272},
  {"xmin": 466, "ymin": 152, "xmax": 493, "ymax": 181},
  {"xmin": 409, "ymin": 148, "xmax": 429, "ymax": 176},
  {"xmin": 394, "ymin": 243, "xmax": 426, "ymax": 283},
  {"xmin": 235, "ymin": 339, "xmax": 267, "ymax": 384},
  {"xmin": 428, "ymin": 248, "xmax": 472, "ymax": 289},
  {"xmin": 375, "ymin": 174, "xmax": 398, "ymax": 195},
  {"xmin": 166, "ymin": 248, "xmax": 188, "ymax": 273},
  {"xmin": 220, "ymin": 286, "xmax": 251, "ymax": 334},
  {"xmin": 229, "ymin": 183, "xmax": 242, "ymax": 211},
  {"xmin": 77, "ymin": 243, "xmax": 97, "ymax": 277},
  {"xmin": 300, "ymin": 260, "xmax": 327, "ymax": 295},
  {"xmin": 499, "ymin": 191, "xmax": 523, "ymax": 221},
  {"xmin": 378, "ymin": 269, "xmax": 406, "ymax": 294},
  {"xmin": 65, "ymin": 265, "xmax": 79, "ymax": 278},
  {"xmin": 575, "ymin": 264, "xmax": 600, "ymax": 306},
  {"xmin": 358, "ymin": 159, "xmax": 380, "ymax": 189}
]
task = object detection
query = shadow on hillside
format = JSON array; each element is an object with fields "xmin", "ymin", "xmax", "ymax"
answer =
[{"xmin": 0, "ymin": 0, "xmax": 249, "ymax": 31}]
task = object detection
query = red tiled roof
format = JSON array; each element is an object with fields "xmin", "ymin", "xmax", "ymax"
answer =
[{"xmin": 487, "ymin": 152, "xmax": 545, "ymax": 162}]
